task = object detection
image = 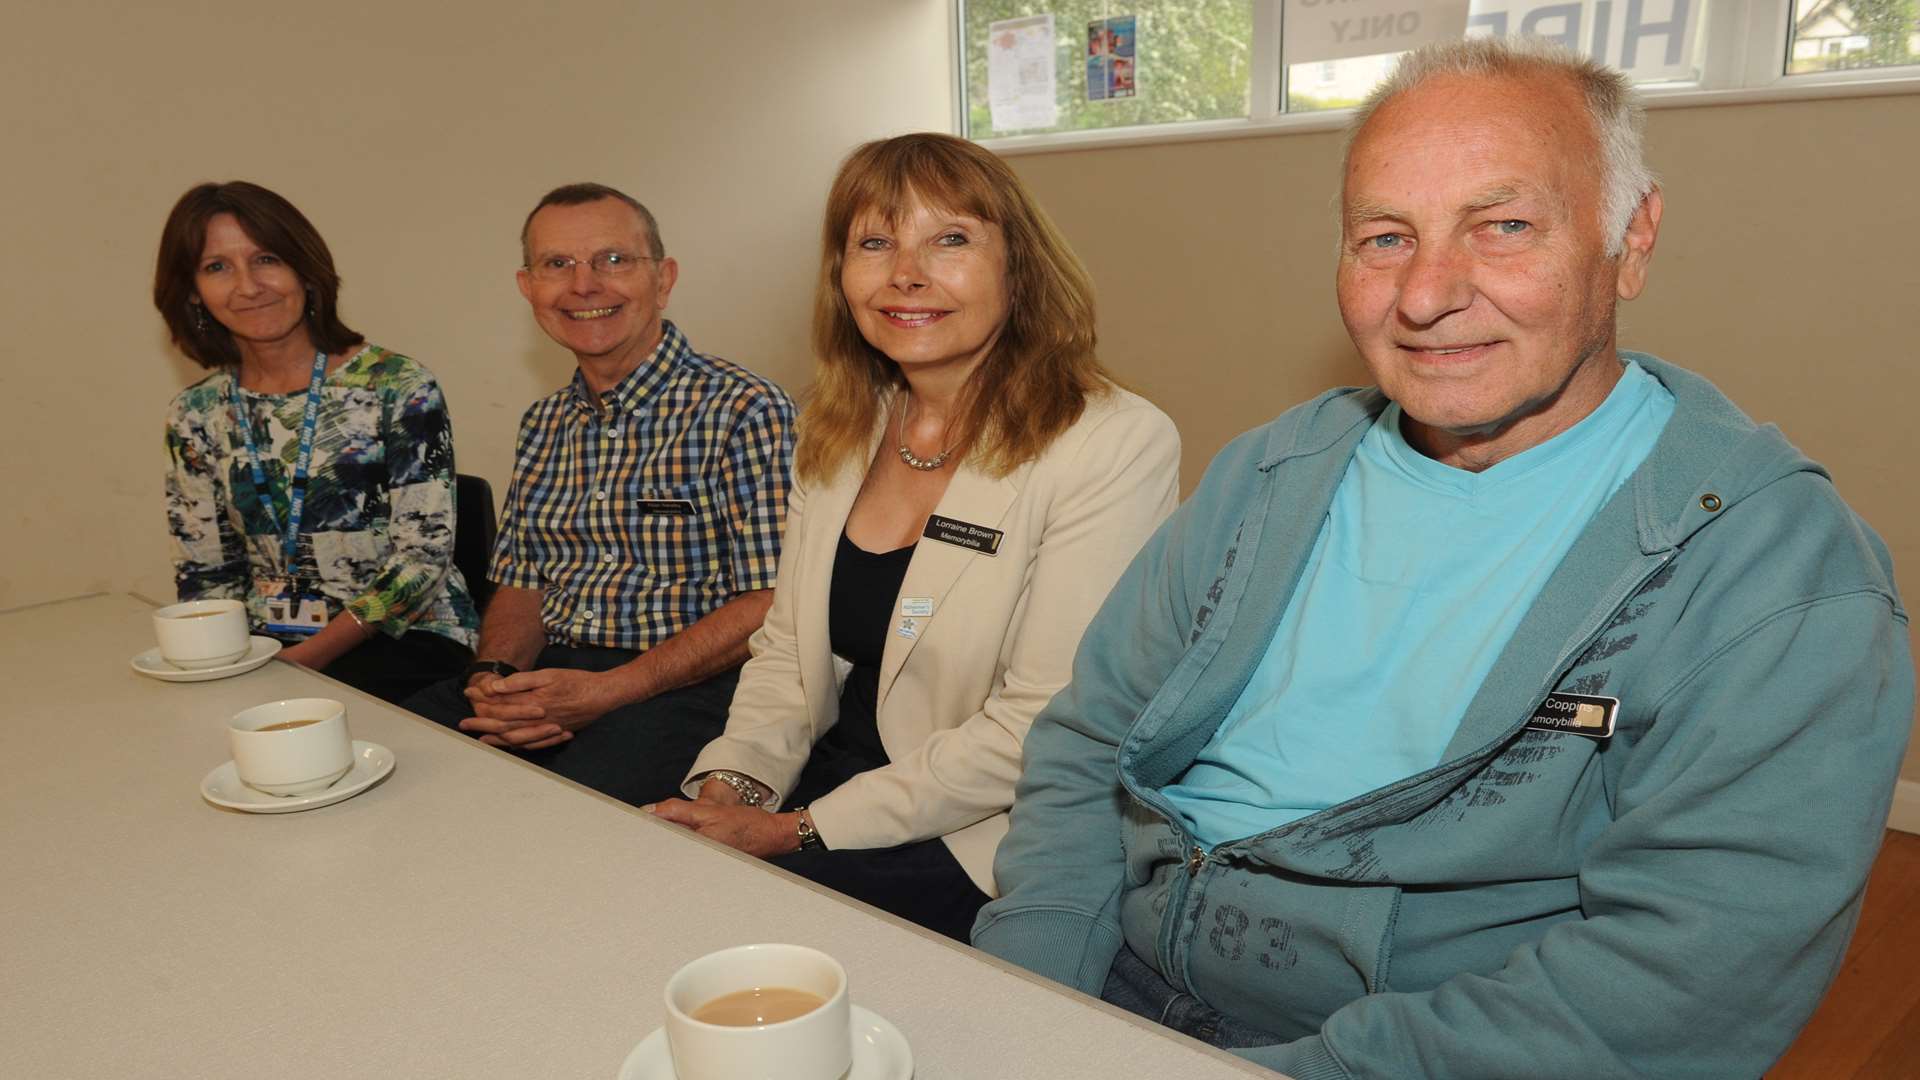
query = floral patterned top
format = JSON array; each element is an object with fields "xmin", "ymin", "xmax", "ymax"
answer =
[{"xmin": 164, "ymin": 345, "xmax": 478, "ymax": 646}]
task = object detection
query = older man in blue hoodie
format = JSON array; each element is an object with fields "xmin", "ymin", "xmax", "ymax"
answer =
[{"xmin": 974, "ymin": 36, "xmax": 1913, "ymax": 1080}]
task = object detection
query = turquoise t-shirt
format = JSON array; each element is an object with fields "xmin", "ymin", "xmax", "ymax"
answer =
[{"xmin": 1164, "ymin": 361, "xmax": 1675, "ymax": 846}]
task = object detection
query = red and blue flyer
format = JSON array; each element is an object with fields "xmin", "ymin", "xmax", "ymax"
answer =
[{"xmin": 1087, "ymin": 15, "xmax": 1137, "ymax": 101}]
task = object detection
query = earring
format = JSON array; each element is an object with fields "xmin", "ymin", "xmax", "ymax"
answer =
[
  {"xmin": 305, "ymin": 289, "xmax": 317, "ymax": 320},
  {"xmin": 192, "ymin": 304, "xmax": 207, "ymax": 332}
]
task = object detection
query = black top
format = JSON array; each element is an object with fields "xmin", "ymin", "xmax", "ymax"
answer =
[{"xmin": 825, "ymin": 530, "xmax": 915, "ymax": 769}]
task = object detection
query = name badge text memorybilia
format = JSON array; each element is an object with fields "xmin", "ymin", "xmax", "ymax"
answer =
[
  {"xmin": 1523, "ymin": 692, "xmax": 1619, "ymax": 739},
  {"xmin": 923, "ymin": 514, "xmax": 1003, "ymax": 556}
]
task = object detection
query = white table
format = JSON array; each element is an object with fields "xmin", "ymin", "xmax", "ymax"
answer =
[{"xmin": 0, "ymin": 593, "xmax": 1276, "ymax": 1079}]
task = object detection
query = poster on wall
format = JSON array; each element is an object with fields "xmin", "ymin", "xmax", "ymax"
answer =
[
  {"xmin": 988, "ymin": 14, "xmax": 1059, "ymax": 131},
  {"xmin": 1087, "ymin": 15, "xmax": 1138, "ymax": 101}
]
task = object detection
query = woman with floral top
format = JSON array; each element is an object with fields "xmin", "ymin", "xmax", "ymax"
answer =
[{"xmin": 153, "ymin": 181, "xmax": 477, "ymax": 703}]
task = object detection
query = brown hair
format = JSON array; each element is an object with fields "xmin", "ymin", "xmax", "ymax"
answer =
[
  {"xmin": 152, "ymin": 181, "xmax": 364, "ymax": 370},
  {"xmin": 797, "ymin": 133, "xmax": 1109, "ymax": 483},
  {"xmin": 519, "ymin": 182, "xmax": 666, "ymax": 264}
]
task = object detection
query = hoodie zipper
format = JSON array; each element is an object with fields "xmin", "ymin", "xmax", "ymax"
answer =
[{"xmin": 1153, "ymin": 549, "xmax": 1678, "ymax": 993}]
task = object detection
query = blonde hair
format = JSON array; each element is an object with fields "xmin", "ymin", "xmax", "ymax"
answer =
[{"xmin": 797, "ymin": 133, "xmax": 1109, "ymax": 483}]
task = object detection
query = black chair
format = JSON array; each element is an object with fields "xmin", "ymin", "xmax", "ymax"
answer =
[{"xmin": 454, "ymin": 473, "xmax": 498, "ymax": 616}]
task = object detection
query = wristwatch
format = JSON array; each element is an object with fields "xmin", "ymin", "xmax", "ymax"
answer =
[
  {"xmin": 698, "ymin": 770, "xmax": 767, "ymax": 807},
  {"xmin": 463, "ymin": 659, "xmax": 519, "ymax": 682},
  {"xmin": 795, "ymin": 807, "xmax": 826, "ymax": 853}
]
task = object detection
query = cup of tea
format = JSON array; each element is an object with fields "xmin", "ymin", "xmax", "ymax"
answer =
[
  {"xmin": 663, "ymin": 943, "xmax": 851, "ymax": 1080},
  {"xmin": 229, "ymin": 698, "xmax": 353, "ymax": 796},
  {"xmin": 153, "ymin": 598, "xmax": 250, "ymax": 669}
]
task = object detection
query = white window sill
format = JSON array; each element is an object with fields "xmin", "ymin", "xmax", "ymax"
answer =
[{"xmin": 978, "ymin": 70, "xmax": 1920, "ymax": 157}]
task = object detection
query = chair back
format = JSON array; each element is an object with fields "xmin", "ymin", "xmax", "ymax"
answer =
[{"xmin": 454, "ymin": 473, "xmax": 498, "ymax": 615}]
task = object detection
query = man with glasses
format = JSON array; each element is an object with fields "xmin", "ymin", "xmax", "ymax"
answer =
[{"xmin": 406, "ymin": 183, "xmax": 795, "ymax": 806}]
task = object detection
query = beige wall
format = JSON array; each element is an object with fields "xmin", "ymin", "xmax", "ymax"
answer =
[
  {"xmin": 1008, "ymin": 92, "xmax": 1920, "ymax": 782},
  {"xmin": 0, "ymin": 0, "xmax": 951, "ymax": 608}
]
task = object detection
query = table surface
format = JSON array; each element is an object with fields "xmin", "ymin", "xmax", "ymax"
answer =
[{"xmin": 0, "ymin": 593, "xmax": 1275, "ymax": 1079}]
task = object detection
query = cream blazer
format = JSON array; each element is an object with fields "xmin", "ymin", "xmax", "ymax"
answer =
[{"xmin": 684, "ymin": 387, "xmax": 1180, "ymax": 895}]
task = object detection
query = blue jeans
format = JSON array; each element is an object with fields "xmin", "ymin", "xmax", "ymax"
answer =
[{"xmin": 1101, "ymin": 943, "xmax": 1284, "ymax": 1051}]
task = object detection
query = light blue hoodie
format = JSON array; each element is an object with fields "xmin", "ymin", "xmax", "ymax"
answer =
[{"xmin": 974, "ymin": 355, "xmax": 1913, "ymax": 1079}]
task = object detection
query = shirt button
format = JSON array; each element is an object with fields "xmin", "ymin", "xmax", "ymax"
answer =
[
  {"xmin": 594, "ymin": 490, "xmax": 607, "ymax": 501},
  {"xmin": 606, "ymin": 427, "xmax": 622, "ymax": 439},
  {"xmin": 601, "ymin": 552, "xmax": 614, "ymax": 563},
  {"xmin": 582, "ymin": 610, "xmax": 595, "ymax": 620}
]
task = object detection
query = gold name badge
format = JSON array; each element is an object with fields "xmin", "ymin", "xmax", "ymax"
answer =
[{"xmin": 1523, "ymin": 693, "xmax": 1619, "ymax": 739}]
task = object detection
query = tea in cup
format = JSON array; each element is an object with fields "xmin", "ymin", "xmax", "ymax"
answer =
[
  {"xmin": 153, "ymin": 599, "xmax": 250, "ymax": 669},
  {"xmin": 663, "ymin": 943, "xmax": 851, "ymax": 1080},
  {"xmin": 230, "ymin": 698, "xmax": 352, "ymax": 796}
]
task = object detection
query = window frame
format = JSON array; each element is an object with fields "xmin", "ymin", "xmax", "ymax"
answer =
[{"xmin": 955, "ymin": 0, "xmax": 1920, "ymax": 156}]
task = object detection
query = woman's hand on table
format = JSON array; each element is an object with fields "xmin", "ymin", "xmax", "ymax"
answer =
[{"xmin": 647, "ymin": 796, "xmax": 801, "ymax": 858}]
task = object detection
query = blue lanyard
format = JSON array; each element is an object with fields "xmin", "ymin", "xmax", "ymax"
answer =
[{"xmin": 228, "ymin": 350, "xmax": 329, "ymax": 565}]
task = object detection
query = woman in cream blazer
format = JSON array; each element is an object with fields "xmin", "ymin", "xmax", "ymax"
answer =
[{"xmin": 649, "ymin": 133, "xmax": 1179, "ymax": 941}]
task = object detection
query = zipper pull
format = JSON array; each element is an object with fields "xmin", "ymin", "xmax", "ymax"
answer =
[{"xmin": 1187, "ymin": 846, "xmax": 1208, "ymax": 877}]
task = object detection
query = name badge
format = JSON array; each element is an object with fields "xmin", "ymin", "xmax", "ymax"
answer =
[
  {"xmin": 900, "ymin": 597, "xmax": 935, "ymax": 617},
  {"xmin": 1523, "ymin": 693, "xmax": 1618, "ymax": 739},
  {"xmin": 634, "ymin": 499, "xmax": 696, "ymax": 517},
  {"xmin": 923, "ymin": 514, "xmax": 1003, "ymax": 556},
  {"xmin": 264, "ymin": 595, "xmax": 329, "ymax": 637}
]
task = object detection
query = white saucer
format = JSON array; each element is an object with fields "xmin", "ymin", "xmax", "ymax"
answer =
[
  {"xmin": 617, "ymin": 1005, "xmax": 911, "ymax": 1080},
  {"xmin": 132, "ymin": 636, "xmax": 282, "ymax": 682},
  {"xmin": 200, "ymin": 741, "xmax": 394, "ymax": 814}
]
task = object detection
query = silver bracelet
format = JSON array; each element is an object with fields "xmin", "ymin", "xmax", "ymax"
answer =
[{"xmin": 697, "ymin": 770, "xmax": 768, "ymax": 807}]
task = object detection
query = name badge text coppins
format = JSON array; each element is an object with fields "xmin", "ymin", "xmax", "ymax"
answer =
[{"xmin": 1523, "ymin": 692, "xmax": 1618, "ymax": 739}]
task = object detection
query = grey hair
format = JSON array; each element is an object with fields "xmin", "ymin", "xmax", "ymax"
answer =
[
  {"xmin": 1345, "ymin": 36, "xmax": 1656, "ymax": 257},
  {"xmin": 519, "ymin": 182, "xmax": 666, "ymax": 264}
]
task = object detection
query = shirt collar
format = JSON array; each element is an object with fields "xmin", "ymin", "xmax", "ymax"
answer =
[{"xmin": 567, "ymin": 319, "xmax": 688, "ymax": 418}]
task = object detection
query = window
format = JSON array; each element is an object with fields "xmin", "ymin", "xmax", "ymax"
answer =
[
  {"xmin": 1288, "ymin": 0, "xmax": 1706, "ymax": 114},
  {"xmin": 963, "ymin": 1, "xmax": 1259, "ymax": 139},
  {"xmin": 1787, "ymin": 0, "xmax": 1920, "ymax": 74},
  {"xmin": 956, "ymin": 0, "xmax": 1920, "ymax": 147}
]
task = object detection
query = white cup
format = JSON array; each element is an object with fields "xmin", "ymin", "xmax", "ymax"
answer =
[
  {"xmin": 663, "ymin": 943, "xmax": 852, "ymax": 1080},
  {"xmin": 229, "ymin": 698, "xmax": 353, "ymax": 796},
  {"xmin": 153, "ymin": 599, "xmax": 250, "ymax": 669}
]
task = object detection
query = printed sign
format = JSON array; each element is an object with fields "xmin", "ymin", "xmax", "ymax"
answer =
[
  {"xmin": 1088, "ymin": 15, "xmax": 1138, "ymax": 101},
  {"xmin": 1469, "ymin": 0, "xmax": 1701, "ymax": 82},
  {"xmin": 1284, "ymin": 0, "xmax": 1470, "ymax": 65},
  {"xmin": 1284, "ymin": 0, "xmax": 1700, "ymax": 83},
  {"xmin": 988, "ymin": 14, "xmax": 1059, "ymax": 131}
]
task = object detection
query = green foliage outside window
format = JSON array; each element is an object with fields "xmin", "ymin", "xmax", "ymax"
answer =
[
  {"xmin": 1788, "ymin": 0, "xmax": 1919, "ymax": 73},
  {"xmin": 963, "ymin": 1, "xmax": 1255, "ymax": 138}
]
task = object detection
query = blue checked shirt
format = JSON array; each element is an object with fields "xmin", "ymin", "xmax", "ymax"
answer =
[{"xmin": 490, "ymin": 321, "xmax": 795, "ymax": 650}]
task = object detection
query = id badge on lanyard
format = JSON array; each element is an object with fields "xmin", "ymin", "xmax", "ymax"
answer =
[{"xmin": 232, "ymin": 350, "xmax": 332, "ymax": 637}]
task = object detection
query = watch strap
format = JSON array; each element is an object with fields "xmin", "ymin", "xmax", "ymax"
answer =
[
  {"xmin": 795, "ymin": 807, "xmax": 826, "ymax": 852},
  {"xmin": 463, "ymin": 659, "xmax": 519, "ymax": 682}
]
